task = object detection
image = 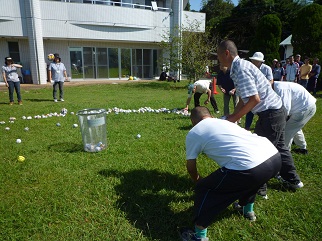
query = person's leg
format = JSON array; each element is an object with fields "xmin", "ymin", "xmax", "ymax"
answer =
[
  {"xmin": 14, "ymin": 81, "xmax": 22, "ymax": 102},
  {"xmin": 223, "ymin": 94, "xmax": 230, "ymax": 116},
  {"xmin": 53, "ymin": 82, "xmax": 58, "ymax": 100},
  {"xmin": 59, "ymin": 81, "xmax": 64, "ymax": 100},
  {"xmin": 8, "ymin": 81, "xmax": 15, "ymax": 103},
  {"xmin": 245, "ymin": 111, "xmax": 254, "ymax": 130},
  {"xmin": 209, "ymin": 83, "xmax": 219, "ymax": 112},
  {"xmin": 293, "ymin": 130, "xmax": 307, "ymax": 150},
  {"xmin": 313, "ymin": 78, "xmax": 317, "ymax": 96},
  {"xmin": 255, "ymin": 107, "xmax": 301, "ymax": 185},
  {"xmin": 194, "ymin": 93, "xmax": 202, "ymax": 107}
]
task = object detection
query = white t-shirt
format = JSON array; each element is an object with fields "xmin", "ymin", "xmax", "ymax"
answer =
[
  {"xmin": 186, "ymin": 118, "xmax": 278, "ymax": 170},
  {"xmin": 194, "ymin": 80, "xmax": 211, "ymax": 93},
  {"xmin": 274, "ymin": 81, "xmax": 316, "ymax": 116}
]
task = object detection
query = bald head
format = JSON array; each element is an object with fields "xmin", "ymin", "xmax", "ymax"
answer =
[
  {"xmin": 190, "ymin": 106, "xmax": 212, "ymax": 126},
  {"xmin": 217, "ymin": 40, "xmax": 238, "ymax": 57}
]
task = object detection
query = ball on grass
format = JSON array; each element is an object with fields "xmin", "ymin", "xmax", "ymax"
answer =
[
  {"xmin": 16, "ymin": 139, "xmax": 22, "ymax": 144},
  {"xmin": 18, "ymin": 156, "xmax": 25, "ymax": 162}
]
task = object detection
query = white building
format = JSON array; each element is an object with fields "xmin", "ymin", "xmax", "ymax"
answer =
[
  {"xmin": 0, "ymin": 0, "xmax": 205, "ymax": 84},
  {"xmin": 280, "ymin": 35, "xmax": 293, "ymax": 61}
]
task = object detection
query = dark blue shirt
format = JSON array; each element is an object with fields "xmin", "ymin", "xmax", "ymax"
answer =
[{"xmin": 216, "ymin": 69, "xmax": 235, "ymax": 94}]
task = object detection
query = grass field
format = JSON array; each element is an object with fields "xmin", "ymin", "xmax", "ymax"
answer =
[{"xmin": 0, "ymin": 80, "xmax": 321, "ymax": 240}]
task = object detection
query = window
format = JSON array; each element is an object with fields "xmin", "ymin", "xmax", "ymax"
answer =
[{"xmin": 8, "ymin": 42, "xmax": 20, "ymax": 63}]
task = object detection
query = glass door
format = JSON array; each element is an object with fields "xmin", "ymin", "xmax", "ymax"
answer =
[
  {"xmin": 69, "ymin": 47, "xmax": 83, "ymax": 79},
  {"xmin": 83, "ymin": 47, "xmax": 95, "ymax": 79}
]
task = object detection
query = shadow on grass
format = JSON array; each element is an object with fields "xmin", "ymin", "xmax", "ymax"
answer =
[
  {"xmin": 122, "ymin": 81, "xmax": 187, "ymax": 90},
  {"xmin": 48, "ymin": 142, "xmax": 84, "ymax": 152},
  {"xmin": 99, "ymin": 169, "xmax": 195, "ymax": 240},
  {"xmin": 24, "ymin": 98, "xmax": 54, "ymax": 102}
]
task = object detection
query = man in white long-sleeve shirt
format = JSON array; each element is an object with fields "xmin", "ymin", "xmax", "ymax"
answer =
[{"xmin": 272, "ymin": 81, "xmax": 316, "ymax": 154}]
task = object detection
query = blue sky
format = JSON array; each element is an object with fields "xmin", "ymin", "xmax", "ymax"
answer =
[{"xmin": 190, "ymin": 0, "xmax": 239, "ymax": 11}]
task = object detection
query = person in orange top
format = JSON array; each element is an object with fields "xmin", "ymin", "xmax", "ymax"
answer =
[{"xmin": 299, "ymin": 56, "xmax": 312, "ymax": 89}]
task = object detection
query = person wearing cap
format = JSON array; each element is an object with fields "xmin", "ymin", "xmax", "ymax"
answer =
[
  {"xmin": 272, "ymin": 59, "xmax": 285, "ymax": 82},
  {"xmin": 295, "ymin": 54, "xmax": 303, "ymax": 67},
  {"xmin": 245, "ymin": 52, "xmax": 274, "ymax": 130},
  {"xmin": 285, "ymin": 56, "xmax": 299, "ymax": 82},
  {"xmin": 299, "ymin": 56, "xmax": 312, "ymax": 89},
  {"xmin": 1, "ymin": 57, "xmax": 23, "ymax": 105},
  {"xmin": 184, "ymin": 79, "xmax": 219, "ymax": 114},
  {"xmin": 217, "ymin": 40, "xmax": 303, "ymax": 199},
  {"xmin": 49, "ymin": 55, "xmax": 68, "ymax": 102}
]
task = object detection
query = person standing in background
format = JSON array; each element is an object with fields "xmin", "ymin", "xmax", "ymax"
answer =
[
  {"xmin": 285, "ymin": 56, "xmax": 299, "ymax": 82},
  {"xmin": 299, "ymin": 57, "xmax": 312, "ymax": 89},
  {"xmin": 49, "ymin": 56, "xmax": 68, "ymax": 102},
  {"xmin": 2, "ymin": 57, "xmax": 23, "ymax": 105},
  {"xmin": 216, "ymin": 63, "xmax": 239, "ymax": 117},
  {"xmin": 272, "ymin": 60, "xmax": 285, "ymax": 82},
  {"xmin": 307, "ymin": 58, "xmax": 320, "ymax": 96},
  {"xmin": 245, "ymin": 52, "xmax": 274, "ymax": 130}
]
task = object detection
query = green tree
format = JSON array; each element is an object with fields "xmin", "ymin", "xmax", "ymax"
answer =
[
  {"xmin": 160, "ymin": 20, "xmax": 215, "ymax": 82},
  {"xmin": 292, "ymin": 3, "xmax": 322, "ymax": 58},
  {"xmin": 218, "ymin": 0, "xmax": 301, "ymax": 50},
  {"xmin": 200, "ymin": 0, "xmax": 234, "ymax": 42},
  {"xmin": 249, "ymin": 14, "xmax": 282, "ymax": 63}
]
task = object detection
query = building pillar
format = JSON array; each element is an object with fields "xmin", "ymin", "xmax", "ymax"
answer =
[{"xmin": 24, "ymin": 0, "xmax": 47, "ymax": 84}]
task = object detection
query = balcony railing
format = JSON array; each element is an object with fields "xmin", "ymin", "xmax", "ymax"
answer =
[{"xmin": 42, "ymin": 0, "xmax": 170, "ymax": 12}]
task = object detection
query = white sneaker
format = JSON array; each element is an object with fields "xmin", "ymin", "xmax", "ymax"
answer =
[
  {"xmin": 54, "ymin": 99, "xmax": 58, "ymax": 102},
  {"xmin": 60, "ymin": 99, "xmax": 64, "ymax": 102},
  {"xmin": 289, "ymin": 181, "xmax": 304, "ymax": 189}
]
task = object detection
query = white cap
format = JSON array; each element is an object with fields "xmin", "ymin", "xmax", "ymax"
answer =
[{"xmin": 249, "ymin": 52, "xmax": 265, "ymax": 62}]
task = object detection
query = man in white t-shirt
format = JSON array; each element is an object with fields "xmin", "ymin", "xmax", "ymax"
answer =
[
  {"xmin": 273, "ymin": 81, "xmax": 316, "ymax": 154},
  {"xmin": 184, "ymin": 79, "xmax": 219, "ymax": 114},
  {"xmin": 179, "ymin": 106, "xmax": 281, "ymax": 241}
]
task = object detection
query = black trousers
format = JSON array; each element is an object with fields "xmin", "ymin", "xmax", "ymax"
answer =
[
  {"xmin": 194, "ymin": 83, "xmax": 218, "ymax": 112},
  {"xmin": 194, "ymin": 153, "xmax": 281, "ymax": 228}
]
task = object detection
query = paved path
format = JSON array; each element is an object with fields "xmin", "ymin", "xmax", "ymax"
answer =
[{"xmin": 0, "ymin": 79, "xmax": 157, "ymax": 90}]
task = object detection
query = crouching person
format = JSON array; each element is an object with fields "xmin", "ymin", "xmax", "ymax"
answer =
[{"xmin": 180, "ymin": 106, "xmax": 281, "ymax": 241}]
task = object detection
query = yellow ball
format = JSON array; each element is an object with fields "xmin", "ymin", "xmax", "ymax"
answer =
[
  {"xmin": 18, "ymin": 156, "xmax": 25, "ymax": 162},
  {"xmin": 47, "ymin": 53, "xmax": 54, "ymax": 61},
  {"xmin": 129, "ymin": 76, "xmax": 133, "ymax": 80}
]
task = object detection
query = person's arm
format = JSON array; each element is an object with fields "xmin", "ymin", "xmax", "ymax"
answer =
[
  {"xmin": 64, "ymin": 70, "xmax": 68, "ymax": 79},
  {"xmin": 2, "ymin": 71, "xmax": 8, "ymax": 87},
  {"xmin": 186, "ymin": 159, "xmax": 201, "ymax": 182},
  {"xmin": 204, "ymin": 89, "xmax": 211, "ymax": 105},
  {"xmin": 12, "ymin": 63, "xmax": 22, "ymax": 68},
  {"xmin": 184, "ymin": 96, "xmax": 192, "ymax": 110},
  {"xmin": 218, "ymin": 85, "xmax": 226, "ymax": 94},
  {"xmin": 227, "ymin": 94, "xmax": 260, "ymax": 123}
]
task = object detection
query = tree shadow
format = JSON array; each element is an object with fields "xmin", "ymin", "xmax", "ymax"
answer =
[{"xmin": 98, "ymin": 169, "xmax": 195, "ymax": 240}]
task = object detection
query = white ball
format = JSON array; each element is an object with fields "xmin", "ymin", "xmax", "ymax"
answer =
[
  {"xmin": 24, "ymin": 127, "xmax": 29, "ymax": 131},
  {"xmin": 73, "ymin": 124, "xmax": 78, "ymax": 128},
  {"xmin": 56, "ymin": 123, "xmax": 61, "ymax": 127},
  {"xmin": 16, "ymin": 139, "xmax": 22, "ymax": 144},
  {"xmin": 5, "ymin": 127, "xmax": 10, "ymax": 131},
  {"xmin": 136, "ymin": 134, "xmax": 141, "ymax": 138}
]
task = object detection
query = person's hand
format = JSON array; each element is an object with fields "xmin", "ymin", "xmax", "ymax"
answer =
[
  {"xmin": 204, "ymin": 99, "xmax": 210, "ymax": 105},
  {"xmin": 5, "ymin": 82, "xmax": 8, "ymax": 87},
  {"xmin": 221, "ymin": 87, "xmax": 226, "ymax": 94}
]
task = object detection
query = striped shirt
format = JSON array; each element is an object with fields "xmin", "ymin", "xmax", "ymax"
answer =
[
  {"xmin": 259, "ymin": 63, "xmax": 273, "ymax": 81},
  {"xmin": 230, "ymin": 56, "xmax": 282, "ymax": 114}
]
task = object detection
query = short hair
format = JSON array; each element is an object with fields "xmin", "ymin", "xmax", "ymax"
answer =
[
  {"xmin": 190, "ymin": 106, "xmax": 212, "ymax": 124},
  {"xmin": 217, "ymin": 40, "xmax": 238, "ymax": 56}
]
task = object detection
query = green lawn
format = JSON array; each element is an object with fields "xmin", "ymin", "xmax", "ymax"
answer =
[{"xmin": 0, "ymin": 80, "xmax": 321, "ymax": 240}]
